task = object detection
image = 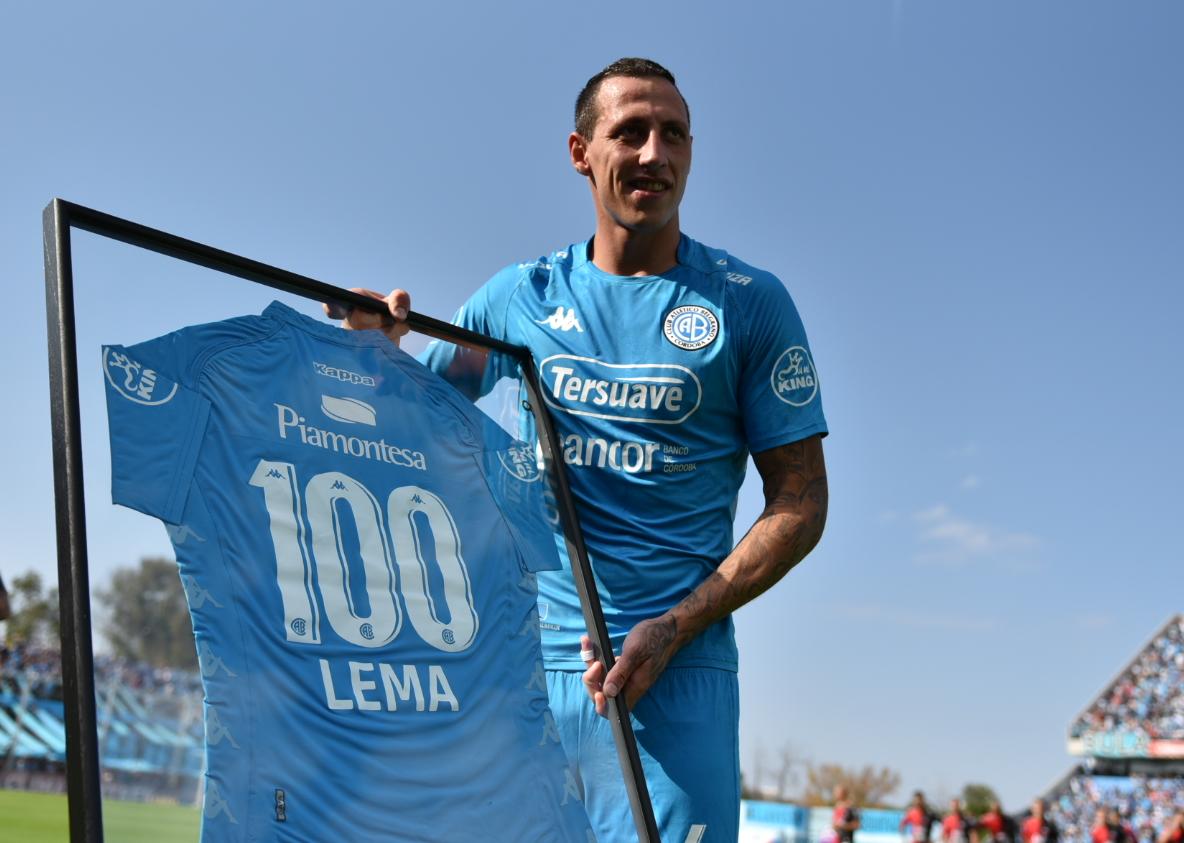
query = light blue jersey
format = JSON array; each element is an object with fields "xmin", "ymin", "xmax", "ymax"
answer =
[
  {"xmin": 103, "ymin": 301, "xmax": 594, "ymax": 842},
  {"xmin": 421, "ymin": 235, "xmax": 828, "ymax": 671}
]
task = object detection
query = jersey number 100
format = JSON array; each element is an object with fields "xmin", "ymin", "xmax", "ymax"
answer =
[{"xmin": 250, "ymin": 459, "xmax": 478, "ymax": 652}]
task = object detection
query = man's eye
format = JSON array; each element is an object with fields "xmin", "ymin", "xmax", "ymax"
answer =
[{"xmin": 664, "ymin": 127, "xmax": 687, "ymax": 141}]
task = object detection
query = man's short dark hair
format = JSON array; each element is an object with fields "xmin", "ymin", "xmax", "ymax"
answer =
[{"xmin": 574, "ymin": 57, "xmax": 689, "ymax": 138}]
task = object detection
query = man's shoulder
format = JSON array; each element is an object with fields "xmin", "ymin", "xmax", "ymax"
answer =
[
  {"xmin": 476, "ymin": 243, "xmax": 582, "ymax": 296},
  {"xmin": 680, "ymin": 235, "xmax": 787, "ymax": 298}
]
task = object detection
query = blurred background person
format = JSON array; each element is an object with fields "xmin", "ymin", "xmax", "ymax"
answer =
[{"xmin": 902, "ymin": 790, "xmax": 940, "ymax": 843}]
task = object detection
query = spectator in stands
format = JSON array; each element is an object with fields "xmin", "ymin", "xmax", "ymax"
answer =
[
  {"xmin": 942, "ymin": 798, "xmax": 976, "ymax": 843},
  {"xmin": 902, "ymin": 790, "xmax": 940, "ymax": 843},
  {"xmin": 1157, "ymin": 811, "xmax": 1183, "ymax": 843},
  {"xmin": 1108, "ymin": 807, "xmax": 1137, "ymax": 843},
  {"xmin": 1094, "ymin": 807, "xmax": 1112, "ymax": 843},
  {"xmin": 833, "ymin": 786, "xmax": 861, "ymax": 843},
  {"xmin": 1023, "ymin": 799, "xmax": 1060, "ymax": 843},
  {"xmin": 979, "ymin": 799, "xmax": 1017, "ymax": 843},
  {"xmin": 0, "ymin": 570, "xmax": 10, "ymax": 621},
  {"xmin": 1047, "ymin": 773, "xmax": 1184, "ymax": 841}
]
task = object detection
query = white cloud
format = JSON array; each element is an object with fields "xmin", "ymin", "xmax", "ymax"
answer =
[{"xmin": 912, "ymin": 504, "xmax": 1039, "ymax": 568}]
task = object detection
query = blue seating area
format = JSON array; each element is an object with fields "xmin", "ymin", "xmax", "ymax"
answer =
[{"xmin": 0, "ymin": 646, "xmax": 204, "ymax": 793}]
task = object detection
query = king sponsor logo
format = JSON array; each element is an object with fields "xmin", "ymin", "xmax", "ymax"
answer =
[
  {"xmin": 498, "ymin": 443, "xmax": 542, "ymax": 482},
  {"xmin": 103, "ymin": 347, "xmax": 178, "ymax": 406},
  {"xmin": 539, "ymin": 356, "xmax": 702, "ymax": 425},
  {"xmin": 771, "ymin": 346, "xmax": 818, "ymax": 406}
]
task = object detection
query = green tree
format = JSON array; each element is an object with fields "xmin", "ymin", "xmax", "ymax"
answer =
[
  {"xmin": 961, "ymin": 783, "xmax": 1001, "ymax": 817},
  {"xmin": 802, "ymin": 762, "xmax": 902, "ymax": 808},
  {"xmin": 95, "ymin": 557, "xmax": 197, "ymax": 670},
  {"xmin": 3, "ymin": 570, "xmax": 60, "ymax": 647}
]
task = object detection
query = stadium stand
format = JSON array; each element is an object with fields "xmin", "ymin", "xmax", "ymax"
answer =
[
  {"xmin": 1069, "ymin": 615, "xmax": 1184, "ymax": 750},
  {"xmin": 1, "ymin": 643, "xmax": 203, "ymax": 802},
  {"xmin": 1036, "ymin": 614, "xmax": 1184, "ymax": 843},
  {"xmin": 1045, "ymin": 774, "xmax": 1184, "ymax": 842}
]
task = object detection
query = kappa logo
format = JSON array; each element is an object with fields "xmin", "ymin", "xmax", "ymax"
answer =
[
  {"xmin": 771, "ymin": 346, "xmax": 818, "ymax": 406},
  {"xmin": 321, "ymin": 394, "xmax": 377, "ymax": 426},
  {"xmin": 313, "ymin": 361, "xmax": 376, "ymax": 387},
  {"xmin": 663, "ymin": 306, "xmax": 719, "ymax": 350},
  {"xmin": 166, "ymin": 523, "xmax": 206, "ymax": 547},
  {"xmin": 103, "ymin": 348, "xmax": 178, "ymax": 405},
  {"xmin": 536, "ymin": 306, "xmax": 584, "ymax": 332},
  {"xmin": 540, "ymin": 356, "xmax": 702, "ymax": 425}
]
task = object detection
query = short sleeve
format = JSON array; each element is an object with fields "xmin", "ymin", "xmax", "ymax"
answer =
[
  {"xmin": 102, "ymin": 344, "xmax": 211, "ymax": 524},
  {"xmin": 737, "ymin": 275, "xmax": 829, "ymax": 453},
  {"xmin": 418, "ymin": 264, "xmax": 525, "ymax": 400},
  {"xmin": 474, "ymin": 443, "xmax": 560, "ymax": 573}
]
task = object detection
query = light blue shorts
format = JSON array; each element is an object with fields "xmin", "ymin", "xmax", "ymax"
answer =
[{"xmin": 546, "ymin": 667, "xmax": 740, "ymax": 843}]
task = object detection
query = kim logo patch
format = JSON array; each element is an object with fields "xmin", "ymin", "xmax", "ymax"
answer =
[
  {"xmin": 663, "ymin": 306, "xmax": 718, "ymax": 350},
  {"xmin": 103, "ymin": 347, "xmax": 177, "ymax": 405},
  {"xmin": 498, "ymin": 444, "xmax": 542, "ymax": 482},
  {"xmin": 771, "ymin": 346, "xmax": 818, "ymax": 406}
]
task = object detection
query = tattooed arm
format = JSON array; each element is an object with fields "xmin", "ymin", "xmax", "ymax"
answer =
[{"xmin": 583, "ymin": 434, "xmax": 829, "ymax": 713}]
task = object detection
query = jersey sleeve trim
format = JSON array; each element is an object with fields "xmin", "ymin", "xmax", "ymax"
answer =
[{"xmin": 746, "ymin": 420, "xmax": 829, "ymax": 456}]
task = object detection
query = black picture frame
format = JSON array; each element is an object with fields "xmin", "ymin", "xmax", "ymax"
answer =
[{"xmin": 42, "ymin": 198, "xmax": 658, "ymax": 843}]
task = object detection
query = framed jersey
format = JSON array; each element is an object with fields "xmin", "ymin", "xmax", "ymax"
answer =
[{"xmin": 43, "ymin": 199, "xmax": 659, "ymax": 843}]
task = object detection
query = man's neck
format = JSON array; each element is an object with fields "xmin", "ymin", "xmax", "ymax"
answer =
[{"xmin": 588, "ymin": 218, "xmax": 681, "ymax": 277}]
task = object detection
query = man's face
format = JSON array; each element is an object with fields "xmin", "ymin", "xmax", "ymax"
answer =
[{"xmin": 569, "ymin": 75, "xmax": 692, "ymax": 235}]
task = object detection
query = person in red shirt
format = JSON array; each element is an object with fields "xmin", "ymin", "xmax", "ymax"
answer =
[
  {"xmin": 1021, "ymin": 799, "xmax": 1059, "ymax": 843},
  {"xmin": 942, "ymin": 798, "xmax": 975, "ymax": 843},
  {"xmin": 1092, "ymin": 808, "xmax": 1113, "ymax": 843},
  {"xmin": 833, "ymin": 786, "xmax": 861, "ymax": 843},
  {"xmin": 979, "ymin": 800, "xmax": 1016, "ymax": 843},
  {"xmin": 901, "ymin": 791, "xmax": 939, "ymax": 843},
  {"xmin": 1157, "ymin": 810, "xmax": 1184, "ymax": 843}
]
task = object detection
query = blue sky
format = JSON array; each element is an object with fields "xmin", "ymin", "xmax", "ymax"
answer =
[{"xmin": 2, "ymin": 0, "xmax": 1181, "ymax": 810}]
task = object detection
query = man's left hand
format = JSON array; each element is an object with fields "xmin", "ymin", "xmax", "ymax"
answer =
[{"xmin": 580, "ymin": 615, "xmax": 678, "ymax": 716}]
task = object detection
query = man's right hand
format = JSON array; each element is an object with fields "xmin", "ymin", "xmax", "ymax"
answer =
[{"xmin": 323, "ymin": 288, "xmax": 412, "ymax": 346}]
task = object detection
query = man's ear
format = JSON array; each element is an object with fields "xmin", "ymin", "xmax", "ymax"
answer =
[{"xmin": 569, "ymin": 132, "xmax": 592, "ymax": 177}]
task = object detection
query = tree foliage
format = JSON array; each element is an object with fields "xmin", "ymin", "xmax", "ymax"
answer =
[
  {"xmin": 3, "ymin": 570, "xmax": 60, "ymax": 647},
  {"xmin": 802, "ymin": 762, "xmax": 902, "ymax": 808},
  {"xmin": 95, "ymin": 557, "xmax": 196, "ymax": 670},
  {"xmin": 961, "ymin": 783, "xmax": 1001, "ymax": 816}
]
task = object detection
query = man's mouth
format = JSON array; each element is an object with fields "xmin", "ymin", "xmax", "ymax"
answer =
[{"xmin": 628, "ymin": 178, "xmax": 670, "ymax": 193}]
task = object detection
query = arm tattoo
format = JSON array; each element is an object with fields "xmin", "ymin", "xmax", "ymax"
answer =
[
  {"xmin": 634, "ymin": 616, "xmax": 678, "ymax": 675},
  {"xmin": 670, "ymin": 435, "xmax": 828, "ymax": 639}
]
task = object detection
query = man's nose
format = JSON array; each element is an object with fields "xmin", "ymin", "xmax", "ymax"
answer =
[{"xmin": 637, "ymin": 130, "xmax": 666, "ymax": 168}]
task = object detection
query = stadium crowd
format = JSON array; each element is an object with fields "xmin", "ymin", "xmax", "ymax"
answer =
[
  {"xmin": 1046, "ymin": 775, "xmax": 1184, "ymax": 843},
  {"xmin": 1071, "ymin": 617, "xmax": 1184, "ymax": 741},
  {"xmin": 1, "ymin": 643, "xmax": 201, "ymax": 701}
]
